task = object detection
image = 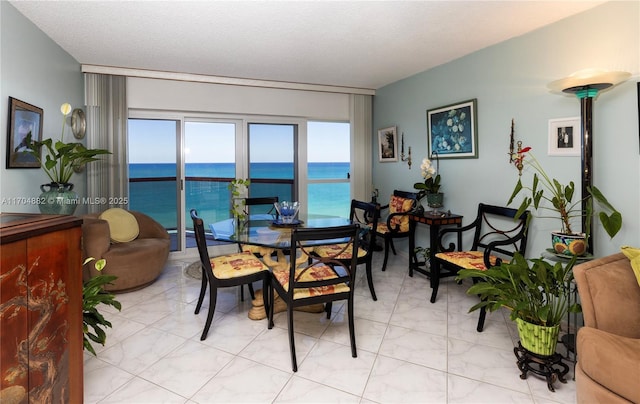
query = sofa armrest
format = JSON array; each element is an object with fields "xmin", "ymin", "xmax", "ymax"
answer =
[
  {"xmin": 130, "ymin": 211, "xmax": 170, "ymax": 240},
  {"xmin": 82, "ymin": 217, "xmax": 111, "ymax": 259}
]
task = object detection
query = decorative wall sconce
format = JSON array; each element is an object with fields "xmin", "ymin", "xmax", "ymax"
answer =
[
  {"xmin": 400, "ymin": 132, "xmax": 412, "ymax": 169},
  {"xmin": 548, "ymin": 69, "xmax": 630, "ymax": 253}
]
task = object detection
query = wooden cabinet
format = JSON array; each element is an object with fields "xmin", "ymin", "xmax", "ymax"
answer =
[{"xmin": 1, "ymin": 214, "xmax": 83, "ymax": 404}]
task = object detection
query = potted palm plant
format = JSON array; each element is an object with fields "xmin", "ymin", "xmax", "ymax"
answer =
[
  {"xmin": 457, "ymin": 253, "xmax": 580, "ymax": 356},
  {"xmin": 508, "ymin": 145, "xmax": 621, "ymax": 256},
  {"xmin": 25, "ymin": 103, "xmax": 110, "ymax": 215}
]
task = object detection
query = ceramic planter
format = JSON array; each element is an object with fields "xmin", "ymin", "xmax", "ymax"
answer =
[
  {"xmin": 551, "ymin": 231, "xmax": 587, "ymax": 256},
  {"xmin": 38, "ymin": 182, "xmax": 78, "ymax": 215},
  {"xmin": 516, "ymin": 318, "xmax": 560, "ymax": 356}
]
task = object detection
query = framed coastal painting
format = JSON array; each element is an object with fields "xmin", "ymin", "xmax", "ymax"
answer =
[
  {"xmin": 378, "ymin": 126, "xmax": 398, "ymax": 162},
  {"xmin": 6, "ymin": 97, "xmax": 43, "ymax": 168},
  {"xmin": 548, "ymin": 117, "xmax": 580, "ymax": 157},
  {"xmin": 427, "ymin": 99, "xmax": 478, "ymax": 159}
]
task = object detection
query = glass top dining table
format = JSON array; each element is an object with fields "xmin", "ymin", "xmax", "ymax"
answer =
[{"xmin": 208, "ymin": 214, "xmax": 353, "ymax": 249}]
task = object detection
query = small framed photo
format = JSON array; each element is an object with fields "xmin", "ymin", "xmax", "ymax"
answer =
[
  {"xmin": 6, "ymin": 97, "xmax": 43, "ymax": 168},
  {"xmin": 548, "ymin": 117, "xmax": 580, "ymax": 156},
  {"xmin": 427, "ymin": 99, "xmax": 478, "ymax": 159},
  {"xmin": 378, "ymin": 126, "xmax": 398, "ymax": 162}
]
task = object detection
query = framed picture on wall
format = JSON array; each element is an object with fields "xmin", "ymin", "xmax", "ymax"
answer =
[
  {"xmin": 427, "ymin": 99, "xmax": 478, "ymax": 159},
  {"xmin": 378, "ymin": 126, "xmax": 398, "ymax": 162},
  {"xmin": 548, "ymin": 117, "xmax": 580, "ymax": 157},
  {"xmin": 6, "ymin": 97, "xmax": 43, "ymax": 168}
]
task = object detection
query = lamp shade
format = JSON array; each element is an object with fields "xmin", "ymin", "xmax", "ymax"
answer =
[{"xmin": 548, "ymin": 69, "xmax": 630, "ymax": 94}]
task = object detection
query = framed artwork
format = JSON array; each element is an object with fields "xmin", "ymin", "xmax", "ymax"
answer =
[
  {"xmin": 427, "ymin": 99, "xmax": 478, "ymax": 159},
  {"xmin": 6, "ymin": 97, "xmax": 43, "ymax": 168},
  {"xmin": 548, "ymin": 117, "xmax": 580, "ymax": 157},
  {"xmin": 378, "ymin": 126, "xmax": 398, "ymax": 162}
]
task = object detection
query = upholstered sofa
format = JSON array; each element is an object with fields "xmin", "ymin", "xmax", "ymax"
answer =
[
  {"xmin": 573, "ymin": 252, "xmax": 640, "ymax": 404},
  {"xmin": 82, "ymin": 210, "xmax": 170, "ymax": 292}
]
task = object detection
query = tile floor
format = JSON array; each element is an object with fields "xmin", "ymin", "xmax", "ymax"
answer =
[{"xmin": 83, "ymin": 252, "xmax": 577, "ymax": 403}]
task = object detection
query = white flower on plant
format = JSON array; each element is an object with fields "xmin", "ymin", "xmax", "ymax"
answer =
[
  {"xmin": 420, "ymin": 158, "xmax": 437, "ymax": 180},
  {"xmin": 60, "ymin": 103, "xmax": 72, "ymax": 116}
]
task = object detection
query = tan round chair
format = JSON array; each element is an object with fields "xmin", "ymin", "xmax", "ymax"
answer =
[{"xmin": 82, "ymin": 209, "xmax": 170, "ymax": 292}]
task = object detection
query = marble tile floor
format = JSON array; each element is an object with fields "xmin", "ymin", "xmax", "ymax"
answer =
[{"xmin": 84, "ymin": 252, "xmax": 576, "ymax": 403}]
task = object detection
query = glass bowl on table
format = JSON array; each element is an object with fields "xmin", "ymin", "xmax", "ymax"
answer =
[{"xmin": 274, "ymin": 201, "xmax": 300, "ymax": 225}]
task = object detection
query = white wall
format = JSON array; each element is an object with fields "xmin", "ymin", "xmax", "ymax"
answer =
[
  {"xmin": 373, "ymin": 1, "xmax": 640, "ymax": 258},
  {"xmin": 1, "ymin": 2, "xmax": 85, "ymax": 214}
]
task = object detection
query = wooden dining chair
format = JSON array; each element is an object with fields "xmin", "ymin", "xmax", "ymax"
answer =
[
  {"xmin": 190, "ymin": 209, "xmax": 270, "ymax": 340},
  {"xmin": 375, "ymin": 190, "xmax": 420, "ymax": 272},
  {"xmin": 431, "ymin": 203, "xmax": 530, "ymax": 331},
  {"xmin": 268, "ymin": 224, "xmax": 360, "ymax": 372},
  {"xmin": 314, "ymin": 199, "xmax": 381, "ymax": 300}
]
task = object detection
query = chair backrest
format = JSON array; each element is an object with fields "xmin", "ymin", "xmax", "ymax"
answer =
[
  {"xmin": 349, "ymin": 199, "xmax": 380, "ymax": 254},
  {"xmin": 469, "ymin": 203, "xmax": 530, "ymax": 260},
  {"xmin": 190, "ymin": 209, "xmax": 215, "ymax": 281},
  {"xmin": 386, "ymin": 190, "xmax": 419, "ymax": 232},
  {"xmin": 245, "ymin": 196, "xmax": 279, "ymax": 217},
  {"xmin": 287, "ymin": 224, "xmax": 360, "ymax": 296}
]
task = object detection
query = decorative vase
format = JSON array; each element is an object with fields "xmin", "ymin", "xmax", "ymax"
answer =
[
  {"xmin": 425, "ymin": 192, "xmax": 444, "ymax": 214},
  {"xmin": 516, "ymin": 318, "xmax": 560, "ymax": 356},
  {"xmin": 38, "ymin": 183, "xmax": 78, "ymax": 215},
  {"xmin": 551, "ymin": 231, "xmax": 587, "ymax": 256}
]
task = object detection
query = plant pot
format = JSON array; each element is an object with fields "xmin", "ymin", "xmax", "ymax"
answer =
[
  {"xmin": 38, "ymin": 182, "xmax": 78, "ymax": 215},
  {"xmin": 516, "ymin": 318, "xmax": 560, "ymax": 356},
  {"xmin": 551, "ymin": 231, "xmax": 587, "ymax": 257},
  {"xmin": 425, "ymin": 192, "xmax": 444, "ymax": 213}
]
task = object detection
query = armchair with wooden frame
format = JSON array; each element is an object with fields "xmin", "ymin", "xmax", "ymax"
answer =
[
  {"xmin": 430, "ymin": 203, "xmax": 530, "ymax": 332},
  {"xmin": 375, "ymin": 190, "xmax": 420, "ymax": 272}
]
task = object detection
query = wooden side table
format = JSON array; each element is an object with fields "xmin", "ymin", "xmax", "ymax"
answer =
[{"xmin": 408, "ymin": 211, "xmax": 463, "ymax": 278}]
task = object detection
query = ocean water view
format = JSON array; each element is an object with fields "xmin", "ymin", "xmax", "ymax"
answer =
[{"xmin": 129, "ymin": 162, "xmax": 351, "ymax": 229}]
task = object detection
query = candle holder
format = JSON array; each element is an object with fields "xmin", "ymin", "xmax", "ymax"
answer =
[{"xmin": 400, "ymin": 132, "xmax": 412, "ymax": 169}]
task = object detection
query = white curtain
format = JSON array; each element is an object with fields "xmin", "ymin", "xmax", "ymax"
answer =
[
  {"xmin": 84, "ymin": 73, "xmax": 128, "ymax": 213},
  {"xmin": 350, "ymin": 94, "xmax": 373, "ymax": 202}
]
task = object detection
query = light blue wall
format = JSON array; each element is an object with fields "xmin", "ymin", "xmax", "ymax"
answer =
[
  {"xmin": 373, "ymin": 1, "xmax": 639, "ymax": 258},
  {"xmin": 1, "ymin": 1, "xmax": 85, "ymax": 213}
]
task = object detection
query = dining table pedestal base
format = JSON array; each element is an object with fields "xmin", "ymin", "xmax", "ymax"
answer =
[{"xmin": 248, "ymin": 288, "xmax": 324, "ymax": 320}]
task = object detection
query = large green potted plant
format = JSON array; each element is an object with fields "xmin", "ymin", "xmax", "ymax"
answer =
[
  {"xmin": 457, "ymin": 253, "xmax": 580, "ymax": 355},
  {"xmin": 82, "ymin": 258, "xmax": 121, "ymax": 356},
  {"xmin": 25, "ymin": 103, "xmax": 110, "ymax": 215},
  {"xmin": 508, "ymin": 146, "xmax": 621, "ymax": 256}
]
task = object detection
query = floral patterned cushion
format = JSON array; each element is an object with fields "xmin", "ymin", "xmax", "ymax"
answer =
[
  {"xmin": 272, "ymin": 265, "xmax": 350, "ymax": 300},
  {"xmin": 376, "ymin": 196, "xmax": 414, "ymax": 234},
  {"xmin": 435, "ymin": 251, "xmax": 499, "ymax": 271},
  {"xmin": 210, "ymin": 251, "xmax": 269, "ymax": 279},
  {"xmin": 313, "ymin": 243, "xmax": 367, "ymax": 259}
]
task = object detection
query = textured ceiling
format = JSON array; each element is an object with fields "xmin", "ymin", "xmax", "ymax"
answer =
[{"xmin": 10, "ymin": 1, "xmax": 605, "ymax": 90}]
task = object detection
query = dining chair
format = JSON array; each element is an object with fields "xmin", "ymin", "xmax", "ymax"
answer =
[
  {"xmin": 237, "ymin": 196, "xmax": 279, "ymax": 300},
  {"xmin": 190, "ymin": 209, "xmax": 271, "ymax": 340},
  {"xmin": 314, "ymin": 199, "xmax": 381, "ymax": 300},
  {"xmin": 431, "ymin": 203, "xmax": 530, "ymax": 331},
  {"xmin": 375, "ymin": 190, "xmax": 420, "ymax": 272},
  {"xmin": 268, "ymin": 224, "xmax": 360, "ymax": 372}
]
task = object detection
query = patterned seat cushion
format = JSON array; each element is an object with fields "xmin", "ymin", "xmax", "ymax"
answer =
[
  {"xmin": 272, "ymin": 265, "xmax": 350, "ymax": 299},
  {"xmin": 376, "ymin": 196, "xmax": 414, "ymax": 234},
  {"xmin": 210, "ymin": 251, "xmax": 269, "ymax": 279},
  {"xmin": 435, "ymin": 250, "xmax": 499, "ymax": 271},
  {"xmin": 314, "ymin": 243, "xmax": 367, "ymax": 259}
]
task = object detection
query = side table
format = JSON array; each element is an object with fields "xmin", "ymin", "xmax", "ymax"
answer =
[{"xmin": 408, "ymin": 211, "xmax": 463, "ymax": 278}]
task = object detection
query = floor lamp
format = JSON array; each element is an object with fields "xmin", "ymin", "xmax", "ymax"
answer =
[{"xmin": 548, "ymin": 70, "xmax": 630, "ymax": 254}]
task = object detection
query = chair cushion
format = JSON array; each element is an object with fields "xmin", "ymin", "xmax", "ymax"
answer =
[
  {"xmin": 314, "ymin": 243, "xmax": 367, "ymax": 259},
  {"xmin": 210, "ymin": 251, "xmax": 269, "ymax": 279},
  {"xmin": 272, "ymin": 265, "xmax": 350, "ymax": 299},
  {"xmin": 435, "ymin": 250, "xmax": 498, "ymax": 271},
  {"xmin": 376, "ymin": 196, "xmax": 414, "ymax": 234},
  {"xmin": 99, "ymin": 208, "xmax": 140, "ymax": 243}
]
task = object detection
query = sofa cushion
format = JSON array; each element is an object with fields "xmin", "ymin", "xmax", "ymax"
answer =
[
  {"xmin": 577, "ymin": 327, "xmax": 640, "ymax": 403},
  {"xmin": 620, "ymin": 245, "xmax": 640, "ymax": 287},
  {"xmin": 100, "ymin": 208, "xmax": 140, "ymax": 243}
]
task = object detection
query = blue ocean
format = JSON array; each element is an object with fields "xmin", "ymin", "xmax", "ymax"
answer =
[{"xmin": 129, "ymin": 162, "xmax": 351, "ymax": 229}]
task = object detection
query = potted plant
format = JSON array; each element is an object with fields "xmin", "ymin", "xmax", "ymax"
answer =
[
  {"xmin": 228, "ymin": 178, "xmax": 250, "ymax": 221},
  {"xmin": 413, "ymin": 157, "xmax": 443, "ymax": 213},
  {"xmin": 457, "ymin": 253, "xmax": 580, "ymax": 356},
  {"xmin": 25, "ymin": 103, "xmax": 110, "ymax": 215},
  {"xmin": 508, "ymin": 146, "xmax": 621, "ymax": 256},
  {"xmin": 82, "ymin": 258, "xmax": 121, "ymax": 356}
]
